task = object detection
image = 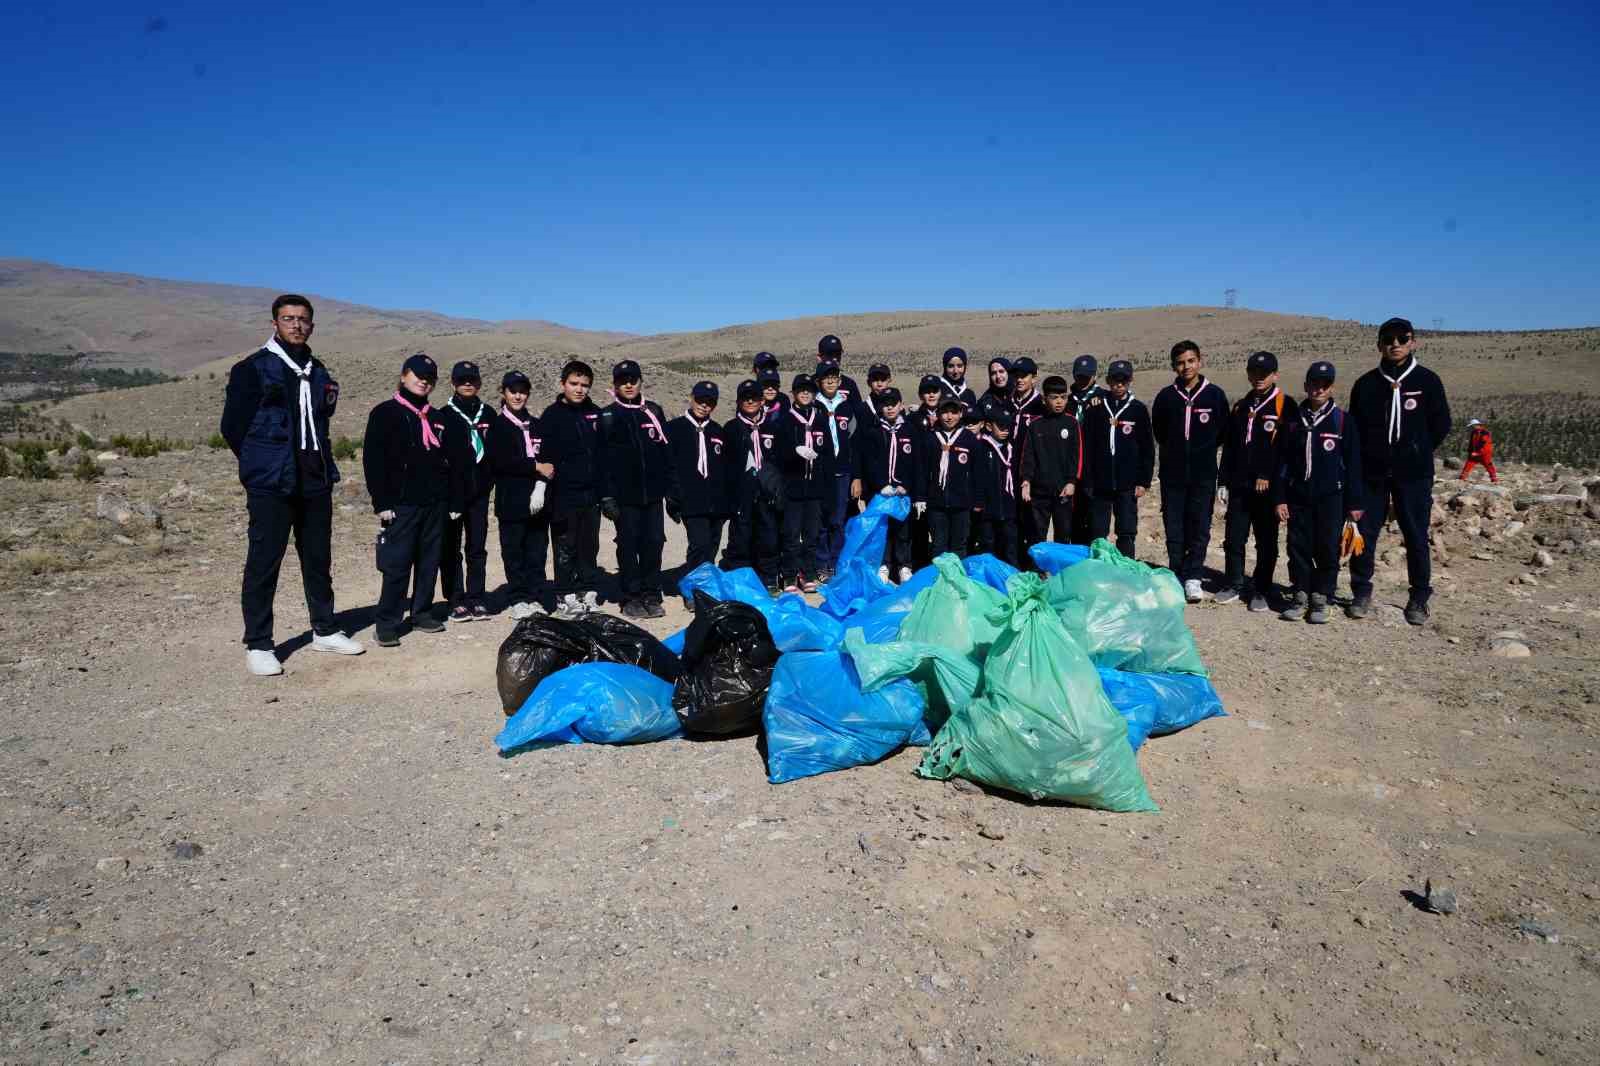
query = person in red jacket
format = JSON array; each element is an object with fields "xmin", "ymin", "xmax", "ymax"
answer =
[{"xmin": 1460, "ymin": 418, "xmax": 1497, "ymax": 483}]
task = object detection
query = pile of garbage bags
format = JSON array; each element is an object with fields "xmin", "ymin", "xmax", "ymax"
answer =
[{"xmin": 494, "ymin": 494, "xmax": 1224, "ymax": 812}]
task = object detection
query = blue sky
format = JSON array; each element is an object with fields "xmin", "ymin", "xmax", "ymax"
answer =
[{"xmin": 4, "ymin": 1, "xmax": 1596, "ymax": 333}]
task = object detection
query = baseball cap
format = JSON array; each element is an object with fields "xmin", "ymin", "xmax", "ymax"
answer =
[
  {"xmin": 791, "ymin": 374, "xmax": 816, "ymax": 394},
  {"xmin": 757, "ymin": 368, "xmax": 781, "ymax": 387},
  {"xmin": 814, "ymin": 360, "xmax": 841, "ymax": 379},
  {"xmin": 1072, "ymin": 354, "xmax": 1098, "ymax": 379},
  {"xmin": 612, "ymin": 359, "xmax": 642, "ymax": 382},
  {"xmin": 918, "ymin": 374, "xmax": 943, "ymax": 394},
  {"xmin": 402, "ymin": 353, "xmax": 438, "ymax": 382},
  {"xmin": 753, "ymin": 351, "xmax": 779, "ymax": 371},
  {"xmin": 736, "ymin": 379, "xmax": 762, "ymax": 403},
  {"xmin": 691, "ymin": 380, "xmax": 719, "ymax": 402},
  {"xmin": 450, "ymin": 360, "xmax": 480, "ymax": 385},
  {"xmin": 1106, "ymin": 359, "xmax": 1134, "ymax": 381},
  {"xmin": 501, "ymin": 370, "xmax": 531, "ymax": 392},
  {"xmin": 872, "ymin": 387, "xmax": 902, "ymax": 409},
  {"xmin": 1012, "ymin": 356, "xmax": 1038, "ymax": 376},
  {"xmin": 1378, "ymin": 317, "xmax": 1414, "ymax": 344},
  {"xmin": 1246, "ymin": 351, "xmax": 1279, "ymax": 375},
  {"xmin": 937, "ymin": 396, "xmax": 964, "ymax": 413},
  {"xmin": 1306, "ymin": 360, "xmax": 1336, "ymax": 383},
  {"xmin": 943, "ymin": 346, "xmax": 968, "ymax": 366},
  {"xmin": 867, "ymin": 363, "xmax": 892, "ymax": 382},
  {"xmin": 817, "ymin": 334, "xmax": 843, "ymax": 358}
]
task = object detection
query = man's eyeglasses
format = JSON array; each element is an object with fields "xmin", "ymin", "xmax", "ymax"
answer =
[
  {"xmin": 1383, "ymin": 334, "xmax": 1412, "ymax": 345},
  {"xmin": 277, "ymin": 315, "xmax": 313, "ymax": 326}
]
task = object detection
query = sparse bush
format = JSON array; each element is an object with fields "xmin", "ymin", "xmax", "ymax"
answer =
[
  {"xmin": 111, "ymin": 431, "xmax": 180, "ymax": 458},
  {"xmin": 3, "ymin": 547, "xmax": 68, "ymax": 577},
  {"xmin": 14, "ymin": 442, "xmax": 57, "ymax": 480},
  {"xmin": 1442, "ymin": 393, "xmax": 1600, "ymax": 468},
  {"xmin": 332, "ymin": 436, "xmax": 360, "ymax": 460},
  {"xmin": 75, "ymin": 430, "xmax": 96, "ymax": 450},
  {"xmin": 206, "ymin": 431, "xmax": 228, "ymax": 450},
  {"xmin": 0, "ymin": 448, "xmax": 10, "ymax": 477},
  {"xmin": 72, "ymin": 453, "xmax": 103, "ymax": 482}
]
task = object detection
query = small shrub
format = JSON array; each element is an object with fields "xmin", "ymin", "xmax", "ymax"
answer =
[
  {"xmin": 332, "ymin": 436, "xmax": 360, "ymax": 460},
  {"xmin": 0, "ymin": 449, "xmax": 10, "ymax": 477},
  {"xmin": 73, "ymin": 453, "xmax": 103, "ymax": 482},
  {"xmin": 15, "ymin": 442, "xmax": 57, "ymax": 480},
  {"xmin": 76, "ymin": 430, "xmax": 96, "ymax": 449},
  {"xmin": 4, "ymin": 547, "xmax": 68, "ymax": 577},
  {"xmin": 206, "ymin": 431, "xmax": 227, "ymax": 450},
  {"xmin": 56, "ymin": 439, "xmax": 71, "ymax": 456}
]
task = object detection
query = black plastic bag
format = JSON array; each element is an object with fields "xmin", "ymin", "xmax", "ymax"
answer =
[
  {"xmin": 496, "ymin": 614, "xmax": 681, "ymax": 713},
  {"xmin": 672, "ymin": 590, "xmax": 782, "ymax": 735},
  {"xmin": 757, "ymin": 462, "xmax": 787, "ymax": 513}
]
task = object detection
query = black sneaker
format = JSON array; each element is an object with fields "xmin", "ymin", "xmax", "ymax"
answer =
[
  {"xmin": 469, "ymin": 602, "xmax": 490, "ymax": 620},
  {"xmin": 621, "ymin": 599, "xmax": 650, "ymax": 620},
  {"xmin": 1214, "ymin": 586, "xmax": 1242, "ymax": 605},
  {"xmin": 411, "ymin": 615, "xmax": 446, "ymax": 633},
  {"xmin": 375, "ymin": 631, "xmax": 401, "ymax": 648},
  {"xmin": 1279, "ymin": 592, "xmax": 1307, "ymax": 621},
  {"xmin": 1404, "ymin": 601, "xmax": 1430, "ymax": 626},
  {"xmin": 1347, "ymin": 593, "xmax": 1372, "ymax": 620},
  {"xmin": 449, "ymin": 604, "xmax": 472, "ymax": 623},
  {"xmin": 1247, "ymin": 593, "xmax": 1270, "ymax": 613},
  {"xmin": 1306, "ymin": 594, "xmax": 1329, "ymax": 625},
  {"xmin": 645, "ymin": 600, "xmax": 667, "ymax": 619}
]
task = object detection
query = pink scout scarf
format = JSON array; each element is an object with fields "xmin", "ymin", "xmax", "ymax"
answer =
[
  {"xmin": 612, "ymin": 391, "xmax": 667, "ymax": 443},
  {"xmin": 501, "ymin": 404, "xmax": 536, "ymax": 458},
  {"xmin": 737, "ymin": 411, "xmax": 765, "ymax": 470},
  {"xmin": 393, "ymin": 390, "xmax": 440, "ymax": 450}
]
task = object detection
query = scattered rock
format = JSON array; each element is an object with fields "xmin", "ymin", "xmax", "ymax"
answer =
[
  {"xmin": 1377, "ymin": 605, "xmax": 1408, "ymax": 629},
  {"xmin": 977, "ymin": 825, "xmax": 1005, "ymax": 841},
  {"xmin": 1553, "ymin": 480, "xmax": 1589, "ymax": 500},
  {"xmin": 948, "ymin": 778, "xmax": 981, "ymax": 795},
  {"xmin": 94, "ymin": 856, "xmax": 129, "ymax": 876},
  {"xmin": 169, "ymin": 841, "xmax": 204, "ymax": 860},
  {"xmin": 1518, "ymin": 493, "xmax": 1586, "ymax": 511},
  {"xmin": 96, "ymin": 493, "xmax": 134, "ymax": 525},
  {"xmin": 856, "ymin": 831, "xmax": 908, "ymax": 867},
  {"xmin": 1442, "ymin": 456, "xmax": 1462, "ymax": 470},
  {"xmin": 1166, "ymin": 990, "xmax": 1188, "ymax": 1004},
  {"xmin": 1489, "ymin": 639, "xmax": 1532, "ymax": 659},
  {"xmin": 96, "ymin": 452, "xmax": 119, "ymax": 462},
  {"xmin": 1532, "ymin": 549, "xmax": 1555, "ymax": 568},
  {"xmin": 1517, "ymin": 920, "xmax": 1558, "ymax": 942},
  {"xmin": 1355, "ymin": 911, "xmax": 1375, "ymax": 929},
  {"xmin": 1501, "ymin": 520, "xmax": 1526, "ymax": 538},
  {"xmin": 1514, "ymin": 572, "xmax": 1540, "ymax": 586},
  {"xmin": 1424, "ymin": 880, "xmax": 1457, "ymax": 915}
]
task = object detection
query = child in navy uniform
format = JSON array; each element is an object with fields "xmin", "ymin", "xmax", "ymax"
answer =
[
  {"xmin": 1217, "ymin": 351, "xmax": 1298, "ymax": 611},
  {"xmin": 777, "ymin": 374, "xmax": 829, "ymax": 592},
  {"xmin": 924, "ymin": 397, "xmax": 981, "ymax": 557},
  {"xmin": 596, "ymin": 360, "xmax": 677, "ymax": 619},
  {"xmin": 722, "ymin": 380, "xmax": 782, "ymax": 590},
  {"xmin": 813, "ymin": 359, "xmax": 862, "ymax": 580},
  {"xmin": 1277, "ymin": 361, "xmax": 1363, "ymax": 625},
  {"xmin": 758, "ymin": 367, "xmax": 789, "ymax": 420},
  {"xmin": 363, "ymin": 353, "xmax": 466, "ymax": 645},
  {"xmin": 666, "ymin": 381, "xmax": 733, "ymax": 591},
  {"xmin": 540, "ymin": 361, "xmax": 604, "ymax": 616},
  {"xmin": 857, "ymin": 388, "xmax": 921, "ymax": 583},
  {"xmin": 488, "ymin": 370, "xmax": 556, "ymax": 620},
  {"xmin": 1079, "ymin": 359, "xmax": 1153, "ymax": 558},
  {"xmin": 973, "ymin": 399, "xmax": 1020, "ymax": 565},
  {"xmin": 1067, "ymin": 354, "xmax": 1107, "ymax": 545},
  {"xmin": 1151, "ymin": 340, "xmax": 1230, "ymax": 602},
  {"xmin": 439, "ymin": 360, "xmax": 495, "ymax": 621},
  {"xmin": 1019, "ymin": 376, "xmax": 1084, "ymax": 544}
]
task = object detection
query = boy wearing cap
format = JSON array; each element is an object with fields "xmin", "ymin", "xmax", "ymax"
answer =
[
  {"xmin": 776, "ymin": 374, "xmax": 829, "ymax": 592},
  {"xmin": 1067, "ymin": 355, "xmax": 1107, "ymax": 545},
  {"xmin": 363, "ymin": 353, "xmax": 466, "ymax": 645},
  {"xmin": 1079, "ymin": 360, "xmax": 1153, "ymax": 558},
  {"xmin": 858, "ymin": 388, "xmax": 921, "ymax": 582},
  {"xmin": 597, "ymin": 360, "xmax": 677, "ymax": 619},
  {"xmin": 541, "ymin": 361, "xmax": 604, "ymax": 616},
  {"xmin": 666, "ymin": 382, "xmax": 733, "ymax": 586},
  {"xmin": 938, "ymin": 348, "xmax": 978, "ymax": 410},
  {"xmin": 1217, "ymin": 351, "xmax": 1297, "ymax": 610},
  {"xmin": 722, "ymin": 379, "xmax": 782, "ymax": 589},
  {"xmin": 758, "ymin": 368, "xmax": 789, "ymax": 420},
  {"xmin": 439, "ymin": 361, "xmax": 495, "ymax": 621},
  {"xmin": 1151, "ymin": 340, "xmax": 1230, "ymax": 602},
  {"xmin": 973, "ymin": 399, "xmax": 1021, "ymax": 564},
  {"xmin": 1346, "ymin": 318, "xmax": 1452, "ymax": 625},
  {"xmin": 813, "ymin": 360, "xmax": 862, "ymax": 581},
  {"xmin": 1460, "ymin": 418, "xmax": 1497, "ymax": 483},
  {"xmin": 866, "ymin": 364, "xmax": 895, "ymax": 406},
  {"xmin": 1019, "ymin": 376, "xmax": 1085, "ymax": 544},
  {"xmin": 908, "ymin": 375, "xmax": 945, "ymax": 566},
  {"xmin": 489, "ymin": 370, "xmax": 557, "ymax": 619},
  {"xmin": 1277, "ymin": 361, "xmax": 1363, "ymax": 625},
  {"xmin": 1009, "ymin": 356, "xmax": 1047, "ymax": 555},
  {"xmin": 925, "ymin": 397, "xmax": 981, "ymax": 558},
  {"xmin": 816, "ymin": 334, "xmax": 867, "ymax": 413}
]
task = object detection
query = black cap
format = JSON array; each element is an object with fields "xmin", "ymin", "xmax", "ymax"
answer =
[
  {"xmin": 1306, "ymin": 360, "xmax": 1336, "ymax": 383},
  {"xmin": 736, "ymin": 379, "xmax": 762, "ymax": 403},
  {"xmin": 1246, "ymin": 351, "xmax": 1279, "ymax": 375},
  {"xmin": 692, "ymin": 380, "xmax": 719, "ymax": 402},
  {"xmin": 818, "ymin": 334, "xmax": 843, "ymax": 358},
  {"xmin": 1378, "ymin": 317, "xmax": 1414, "ymax": 343},
  {"xmin": 1072, "ymin": 354, "xmax": 1098, "ymax": 379},
  {"xmin": 757, "ymin": 368, "xmax": 781, "ymax": 386},
  {"xmin": 1106, "ymin": 359, "xmax": 1134, "ymax": 381},
  {"xmin": 450, "ymin": 360, "xmax": 480, "ymax": 385},
  {"xmin": 937, "ymin": 396, "xmax": 965, "ymax": 414},
  {"xmin": 918, "ymin": 374, "xmax": 943, "ymax": 394},
  {"xmin": 753, "ymin": 351, "xmax": 779, "ymax": 371},
  {"xmin": 402, "ymin": 353, "xmax": 438, "ymax": 382},
  {"xmin": 1012, "ymin": 356, "xmax": 1038, "ymax": 376},
  {"xmin": 791, "ymin": 374, "xmax": 816, "ymax": 394},
  {"xmin": 1041, "ymin": 375, "xmax": 1069, "ymax": 395},
  {"xmin": 501, "ymin": 370, "xmax": 531, "ymax": 392},
  {"xmin": 867, "ymin": 363, "xmax": 892, "ymax": 381},
  {"xmin": 872, "ymin": 387, "xmax": 902, "ymax": 409},
  {"xmin": 814, "ymin": 360, "xmax": 841, "ymax": 379},
  {"xmin": 942, "ymin": 346, "xmax": 968, "ymax": 366},
  {"xmin": 979, "ymin": 399, "xmax": 1011, "ymax": 425},
  {"xmin": 612, "ymin": 359, "xmax": 642, "ymax": 382}
]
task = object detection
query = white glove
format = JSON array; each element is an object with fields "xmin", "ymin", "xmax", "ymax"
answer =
[
  {"xmin": 914, "ymin": 502, "xmax": 926, "ymax": 518},
  {"xmin": 1217, "ymin": 486, "xmax": 1229, "ymax": 508},
  {"xmin": 529, "ymin": 481, "xmax": 547, "ymax": 515},
  {"xmin": 449, "ymin": 512, "xmax": 462, "ymax": 521},
  {"xmin": 796, "ymin": 445, "xmax": 817, "ymax": 461},
  {"xmin": 894, "ymin": 485, "xmax": 908, "ymax": 496},
  {"xmin": 377, "ymin": 509, "xmax": 396, "ymax": 523},
  {"xmin": 878, "ymin": 485, "xmax": 894, "ymax": 496}
]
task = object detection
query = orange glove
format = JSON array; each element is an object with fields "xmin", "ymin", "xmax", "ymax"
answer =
[{"xmin": 1340, "ymin": 520, "xmax": 1365, "ymax": 560}]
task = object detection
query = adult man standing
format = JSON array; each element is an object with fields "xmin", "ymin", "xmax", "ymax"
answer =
[
  {"xmin": 1346, "ymin": 318, "xmax": 1452, "ymax": 625},
  {"xmin": 220, "ymin": 294, "xmax": 364, "ymax": 675}
]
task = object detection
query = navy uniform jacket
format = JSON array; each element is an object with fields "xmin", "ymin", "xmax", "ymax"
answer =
[
  {"xmin": 538, "ymin": 397, "xmax": 603, "ymax": 509},
  {"xmin": 775, "ymin": 403, "xmax": 830, "ymax": 502},
  {"xmin": 486, "ymin": 407, "xmax": 550, "ymax": 520},
  {"xmin": 1280, "ymin": 401, "xmax": 1363, "ymax": 512},
  {"xmin": 1220, "ymin": 387, "xmax": 1300, "ymax": 495},
  {"xmin": 665, "ymin": 413, "xmax": 733, "ymax": 517},
  {"xmin": 723, "ymin": 413, "xmax": 781, "ymax": 506},
  {"xmin": 596, "ymin": 399, "xmax": 677, "ymax": 506},
  {"xmin": 1080, "ymin": 395, "xmax": 1154, "ymax": 496},
  {"xmin": 1012, "ymin": 389, "xmax": 1048, "ymax": 450},
  {"xmin": 937, "ymin": 377, "xmax": 978, "ymax": 411},
  {"xmin": 362, "ymin": 397, "xmax": 464, "ymax": 513},
  {"xmin": 1068, "ymin": 384, "xmax": 1107, "ymax": 425},
  {"xmin": 440, "ymin": 396, "xmax": 494, "ymax": 500},
  {"xmin": 924, "ymin": 427, "xmax": 983, "ymax": 509},
  {"xmin": 1346, "ymin": 357, "xmax": 1452, "ymax": 482},
  {"xmin": 814, "ymin": 389, "xmax": 860, "ymax": 479},
  {"xmin": 857, "ymin": 416, "xmax": 922, "ymax": 500},
  {"xmin": 975, "ymin": 435, "xmax": 1019, "ymax": 520},
  {"xmin": 220, "ymin": 345, "xmax": 340, "ymax": 497},
  {"xmin": 1150, "ymin": 377, "xmax": 1229, "ymax": 487}
]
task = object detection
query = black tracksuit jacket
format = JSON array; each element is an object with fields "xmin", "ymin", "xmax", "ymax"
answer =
[
  {"xmin": 775, "ymin": 402, "xmax": 829, "ymax": 502},
  {"xmin": 538, "ymin": 397, "xmax": 603, "ymax": 508},
  {"xmin": 440, "ymin": 396, "xmax": 495, "ymax": 500},
  {"xmin": 1019, "ymin": 410, "xmax": 1085, "ymax": 497}
]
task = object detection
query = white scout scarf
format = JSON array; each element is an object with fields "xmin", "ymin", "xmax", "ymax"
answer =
[{"xmin": 266, "ymin": 336, "xmax": 317, "ymax": 451}]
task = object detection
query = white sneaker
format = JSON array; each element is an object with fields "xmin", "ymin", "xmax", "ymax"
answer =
[
  {"xmin": 246, "ymin": 649, "xmax": 283, "ymax": 676},
  {"xmin": 556, "ymin": 594, "xmax": 585, "ymax": 619},
  {"xmin": 509, "ymin": 601, "xmax": 537, "ymax": 620},
  {"xmin": 311, "ymin": 632, "xmax": 365, "ymax": 656},
  {"xmin": 877, "ymin": 565, "xmax": 891, "ymax": 583},
  {"xmin": 581, "ymin": 591, "xmax": 600, "ymax": 611},
  {"xmin": 1183, "ymin": 579, "xmax": 1204, "ymax": 603},
  {"xmin": 898, "ymin": 567, "xmax": 914, "ymax": 583}
]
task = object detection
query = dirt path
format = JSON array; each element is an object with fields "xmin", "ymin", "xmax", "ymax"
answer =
[{"xmin": 3, "ymin": 450, "xmax": 1598, "ymax": 1065}]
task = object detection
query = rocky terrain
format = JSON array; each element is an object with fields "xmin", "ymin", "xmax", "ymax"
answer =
[{"xmin": 2, "ymin": 442, "xmax": 1598, "ymax": 1065}]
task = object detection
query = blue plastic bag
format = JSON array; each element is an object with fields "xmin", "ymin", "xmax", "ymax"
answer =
[
  {"xmin": 1028, "ymin": 541, "xmax": 1092, "ymax": 575},
  {"xmin": 662, "ymin": 628, "xmax": 686, "ymax": 654},
  {"xmin": 820, "ymin": 493, "xmax": 912, "ymax": 617},
  {"xmin": 962, "ymin": 553, "xmax": 1021, "ymax": 594},
  {"xmin": 678, "ymin": 563, "xmax": 771, "ymax": 606},
  {"xmin": 496, "ymin": 663, "xmax": 682, "ymax": 753},
  {"xmin": 677, "ymin": 563, "xmax": 840, "ymax": 652},
  {"xmin": 1097, "ymin": 667, "xmax": 1226, "ymax": 750},
  {"xmin": 835, "ymin": 563, "xmax": 938, "ymax": 640},
  {"xmin": 764, "ymin": 651, "xmax": 931, "ymax": 784},
  {"xmin": 818, "ymin": 557, "xmax": 894, "ymax": 619}
]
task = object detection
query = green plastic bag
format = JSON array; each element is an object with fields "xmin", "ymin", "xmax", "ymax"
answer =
[
  {"xmin": 896, "ymin": 553, "xmax": 1006, "ymax": 664},
  {"xmin": 842, "ymin": 627, "xmax": 981, "ymax": 733},
  {"xmin": 1042, "ymin": 539, "xmax": 1208, "ymax": 676},
  {"xmin": 917, "ymin": 573, "xmax": 1158, "ymax": 812}
]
